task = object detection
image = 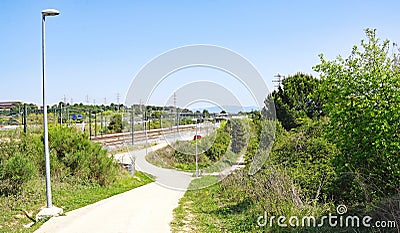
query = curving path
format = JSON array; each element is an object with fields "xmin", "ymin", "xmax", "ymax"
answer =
[{"xmin": 35, "ymin": 137, "xmax": 194, "ymax": 233}]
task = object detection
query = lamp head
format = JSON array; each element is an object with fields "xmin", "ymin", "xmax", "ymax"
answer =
[{"xmin": 42, "ymin": 9, "xmax": 60, "ymax": 17}]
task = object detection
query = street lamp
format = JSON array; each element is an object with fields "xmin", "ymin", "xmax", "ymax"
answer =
[
  {"xmin": 192, "ymin": 117, "xmax": 199, "ymax": 177},
  {"xmin": 37, "ymin": 8, "xmax": 63, "ymax": 219},
  {"xmin": 143, "ymin": 106, "xmax": 148, "ymax": 156}
]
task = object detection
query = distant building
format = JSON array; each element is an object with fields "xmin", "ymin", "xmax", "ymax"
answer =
[{"xmin": 0, "ymin": 101, "xmax": 21, "ymax": 110}]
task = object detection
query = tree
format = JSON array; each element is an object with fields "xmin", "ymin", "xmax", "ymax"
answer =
[
  {"xmin": 269, "ymin": 73, "xmax": 324, "ymax": 130},
  {"xmin": 108, "ymin": 114, "xmax": 123, "ymax": 133},
  {"xmin": 314, "ymin": 29, "xmax": 400, "ymax": 200},
  {"xmin": 151, "ymin": 110, "xmax": 161, "ymax": 119},
  {"xmin": 229, "ymin": 119, "xmax": 247, "ymax": 153}
]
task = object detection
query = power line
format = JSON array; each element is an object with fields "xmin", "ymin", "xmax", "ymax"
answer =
[{"xmin": 116, "ymin": 93, "xmax": 120, "ymax": 111}]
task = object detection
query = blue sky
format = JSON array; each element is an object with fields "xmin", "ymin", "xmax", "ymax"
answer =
[{"xmin": 1, "ymin": 0, "xmax": 399, "ymax": 107}]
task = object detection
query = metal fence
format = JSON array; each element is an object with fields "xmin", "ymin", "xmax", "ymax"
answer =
[{"xmin": 0, "ymin": 105, "xmax": 214, "ymax": 139}]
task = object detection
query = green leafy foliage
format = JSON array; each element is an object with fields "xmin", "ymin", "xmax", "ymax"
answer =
[
  {"xmin": 228, "ymin": 118, "xmax": 248, "ymax": 153},
  {"xmin": 314, "ymin": 29, "xmax": 400, "ymax": 201},
  {"xmin": 0, "ymin": 152, "xmax": 37, "ymax": 195},
  {"xmin": 108, "ymin": 114, "xmax": 123, "ymax": 133},
  {"xmin": 0, "ymin": 132, "xmax": 42, "ymax": 195},
  {"xmin": 49, "ymin": 126, "xmax": 120, "ymax": 185},
  {"xmin": 0, "ymin": 126, "xmax": 121, "ymax": 197},
  {"xmin": 205, "ymin": 123, "xmax": 231, "ymax": 161},
  {"xmin": 268, "ymin": 119, "xmax": 337, "ymax": 202},
  {"xmin": 269, "ymin": 73, "xmax": 325, "ymax": 130}
]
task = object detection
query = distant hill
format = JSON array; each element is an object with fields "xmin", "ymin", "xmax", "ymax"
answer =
[{"xmin": 190, "ymin": 105, "xmax": 259, "ymax": 114}]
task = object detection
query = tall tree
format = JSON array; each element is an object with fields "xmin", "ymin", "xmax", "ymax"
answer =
[
  {"xmin": 229, "ymin": 119, "xmax": 247, "ymax": 153},
  {"xmin": 269, "ymin": 73, "xmax": 324, "ymax": 130}
]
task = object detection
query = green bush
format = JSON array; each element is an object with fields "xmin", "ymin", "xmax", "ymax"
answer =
[
  {"xmin": 0, "ymin": 132, "xmax": 41, "ymax": 195},
  {"xmin": 0, "ymin": 126, "xmax": 120, "ymax": 196},
  {"xmin": 204, "ymin": 122, "xmax": 230, "ymax": 161},
  {"xmin": 108, "ymin": 114, "xmax": 123, "ymax": 133},
  {"xmin": 314, "ymin": 29, "xmax": 400, "ymax": 202},
  {"xmin": 268, "ymin": 119, "xmax": 337, "ymax": 202},
  {"xmin": 0, "ymin": 152, "xmax": 37, "ymax": 194},
  {"xmin": 49, "ymin": 126, "xmax": 119, "ymax": 185}
]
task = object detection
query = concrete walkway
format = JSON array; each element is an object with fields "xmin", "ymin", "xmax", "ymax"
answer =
[{"xmin": 35, "ymin": 140, "xmax": 194, "ymax": 233}]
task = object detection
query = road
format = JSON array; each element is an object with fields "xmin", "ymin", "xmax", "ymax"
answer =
[{"xmin": 35, "ymin": 137, "xmax": 195, "ymax": 232}]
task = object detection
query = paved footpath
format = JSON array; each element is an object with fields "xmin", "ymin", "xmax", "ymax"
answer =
[{"xmin": 35, "ymin": 141, "xmax": 194, "ymax": 233}]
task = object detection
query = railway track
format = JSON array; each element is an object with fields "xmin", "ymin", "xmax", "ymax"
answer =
[{"xmin": 90, "ymin": 125, "xmax": 196, "ymax": 147}]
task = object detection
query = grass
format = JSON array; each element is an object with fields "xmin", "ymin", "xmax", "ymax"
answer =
[
  {"xmin": 171, "ymin": 177, "xmax": 289, "ymax": 233},
  {"xmin": 202, "ymin": 149, "xmax": 241, "ymax": 173},
  {"xmin": 0, "ymin": 171, "xmax": 153, "ymax": 233},
  {"xmin": 171, "ymin": 176, "xmax": 263, "ymax": 233},
  {"xmin": 171, "ymin": 176, "xmax": 222, "ymax": 233},
  {"xmin": 171, "ymin": 176, "xmax": 384, "ymax": 233}
]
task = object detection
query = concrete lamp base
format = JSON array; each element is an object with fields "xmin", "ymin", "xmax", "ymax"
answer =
[{"xmin": 36, "ymin": 206, "xmax": 63, "ymax": 222}]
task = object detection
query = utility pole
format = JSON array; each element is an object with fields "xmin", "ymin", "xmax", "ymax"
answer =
[
  {"xmin": 273, "ymin": 73, "xmax": 285, "ymax": 89},
  {"xmin": 117, "ymin": 93, "xmax": 120, "ymax": 111},
  {"xmin": 100, "ymin": 110, "xmax": 103, "ymax": 137},
  {"xmin": 85, "ymin": 95, "xmax": 89, "ymax": 104},
  {"xmin": 66, "ymin": 107, "xmax": 69, "ymax": 126},
  {"xmin": 59, "ymin": 103, "xmax": 62, "ymax": 125},
  {"xmin": 131, "ymin": 105, "xmax": 134, "ymax": 145},
  {"xmin": 174, "ymin": 92, "xmax": 179, "ymax": 135},
  {"xmin": 89, "ymin": 109, "xmax": 92, "ymax": 139},
  {"xmin": 94, "ymin": 111, "xmax": 97, "ymax": 137},
  {"xmin": 23, "ymin": 104, "xmax": 27, "ymax": 134}
]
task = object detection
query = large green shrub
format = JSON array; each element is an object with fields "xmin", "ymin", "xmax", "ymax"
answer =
[
  {"xmin": 0, "ymin": 152, "xmax": 37, "ymax": 195},
  {"xmin": 0, "ymin": 132, "xmax": 41, "ymax": 195},
  {"xmin": 314, "ymin": 29, "xmax": 400, "ymax": 202},
  {"xmin": 108, "ymin": 114, "xmax": 123, "ymax": 133},
  {"xmin": 204, "ymin": 121, "xmax": 230, "ymax": 161},
  {"xmin": 228, "ymin": 119, "xmax": 248, "ymax": 153},
  {"xmin": 268, "ymin": 119, "xmax": 337, "ymax": 202},
  {"xmin": 49, "ymin": 126, "xmax": 119, "ymax": 185}
]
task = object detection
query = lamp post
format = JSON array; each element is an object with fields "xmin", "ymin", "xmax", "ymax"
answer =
[
  {"xmin": 40, "ymin": 9, "xmax": 61, "ymax": 215},
  {"xmin": 192, "ymin": 117, "xmax": 199, "ymax": 177},
  {"xmin": 143, "ymin": 106, "xmax": 148, "ymax": 156}
]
